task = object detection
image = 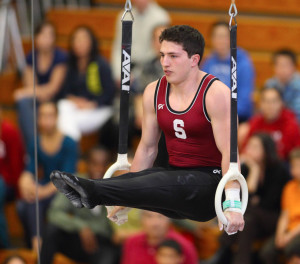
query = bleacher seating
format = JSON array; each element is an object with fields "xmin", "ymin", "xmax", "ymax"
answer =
[
  {"xmin": 93, "ymin": 0, "xmax": 300, "ymax": 16},
  {"xmin": 45, "ymin": 8, "xmax": 300, "ymax": 89}
]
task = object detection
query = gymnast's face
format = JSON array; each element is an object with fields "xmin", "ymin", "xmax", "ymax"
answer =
[
  {"xmin": 160, "ymin": 41, "xmax": 199, "ymax": 85},
  {"xmin": 38, "ymin": 103, "xmax": 58, "ymax": 134},
  {"xmin": 141, "ymin": 211, "xmax": 170, "ymax": 241}
]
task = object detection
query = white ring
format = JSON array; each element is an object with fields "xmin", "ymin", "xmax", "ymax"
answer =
[{"xmin": 215, "ymin": 163, "xmax": 248, "ymax": 226}]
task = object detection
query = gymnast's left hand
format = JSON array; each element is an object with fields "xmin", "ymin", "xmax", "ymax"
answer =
[{"xmin": 219, "ymin": 211, "xmax": 245, "ymax": 235}]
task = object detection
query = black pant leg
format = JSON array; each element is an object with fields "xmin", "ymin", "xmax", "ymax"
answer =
[{"xmin": 88, "ymin": 167, "xmax": 221, "ymax": 222}]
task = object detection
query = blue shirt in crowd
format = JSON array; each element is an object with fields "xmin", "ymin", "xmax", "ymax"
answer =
[
  {"xmin": 265, "ymin": 72, "xmax": 300, "ymax": 123},
  {"xmin": 202, "ymin": 48, "xmax": 255, "ymax": 122},
  {"xmin": 26, "ymin": 48, "xmax": 67, "ymax": 85},
  {"xmin": 26, "ymin": 136, "xmax": 78, "ymax": 185}
]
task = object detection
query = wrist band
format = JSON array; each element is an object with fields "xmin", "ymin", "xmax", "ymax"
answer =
[
  {"xmin": 223, "ymin": 200, "xmax": 242, "ymax": 210},
  {"xmin": 225, "ymin": 188, "xmax": 240, "ymax": 201}
]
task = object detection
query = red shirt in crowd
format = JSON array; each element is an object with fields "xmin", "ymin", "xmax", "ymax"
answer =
[
  {"xmin": 243, "ymin": 108, "xmax": 300, "ymax": 159},
  {"xmin": 121, "ymin": 229, "xmax": 198, "ymax": 264},
  {"xmin": 0, "ymin": 120, "xmax": 25, "ymax": 191}
]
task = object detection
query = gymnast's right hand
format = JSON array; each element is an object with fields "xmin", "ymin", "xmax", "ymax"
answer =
[{"xmin": 50, "ymin": 170, "xmax": 97, "ymax": 209}]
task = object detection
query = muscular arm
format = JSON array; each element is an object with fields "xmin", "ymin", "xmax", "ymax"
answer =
[
  {"xmin": 206, "ymin": 80, "xmax": 244, "ymax": 233},
  {"xmin": 130, "ymin": 81, "xmax": 161, "ymax": 172},
  {"xmin": 206, "ymin": 80, "xmax": 240, "ymax": 190}
]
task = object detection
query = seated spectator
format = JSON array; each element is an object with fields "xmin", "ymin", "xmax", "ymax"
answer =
[
  {"xmin": 58, "ymin": 26, "xmax": 115, "ymax": 141},
  {"xmin": 265, "ymin": 49, "xmax": 300, "ymax": 122},
  {"xmin": 0, "ymin": 105, "xmax": 24, "ymax": 200},
  {"xmin": 260, "ymin": 148, "xmax": 300, "ymax": 264},
  {"xmin": 41, "ymin": 146, "xmax": 118, "ymax": 264},
  {"xmin": 121, "ymin": 210, "xmax": 198, "ymax": 264},
  {"xmin": 111, "ymin": 0, "xmax": 170, "ymax": 81},
  {"xmin": 17, "ymin": 102, "xmax": 78, "ymax": 252},
  {"xmin": 2, "ymin": 255, "xmax": 26, "ymax": 264},
  {"xmin": 201, "ymin": 21, "xmax": 255, "ymax": 122},
  {"xmin": 204, "ymin": 133, "xmax": 290, "ymax": 264},
  {"xmin": 14, "ymin": 21, "xmax": 67, "ymax": 149},
  {"xmin": 0, "ymin": 176, "xmax": 9, "ymax": 248},
  {"xmin": 239, "ymin": 87, "xmax": 300, "ymax": 160},
  {"xmin": 133, "ymin": 23, "xmax": 169, "ymax": 167},
  {"xmin": 134, "ymin": 24, "xmax": 169, "ymax": 95},
  {"xmin": 156, "ymin": 239, "xmax": 184, "ymax": 264}
]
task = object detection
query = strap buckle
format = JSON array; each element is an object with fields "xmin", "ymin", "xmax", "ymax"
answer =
[
  {"xmin": 121, "ymin": 0, "xmax": 134, "ymax": 21},
  {"xmin": 229, "ymin": 3, "xmax": 238, "ymax": 29}
]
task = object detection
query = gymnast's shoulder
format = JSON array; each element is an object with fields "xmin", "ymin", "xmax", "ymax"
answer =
[{"xmin": 143, "ymin": 79, "xmax": 159, "ymax": 99}]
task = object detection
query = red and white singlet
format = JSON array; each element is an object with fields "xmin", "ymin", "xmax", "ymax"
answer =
[{"xmin": 155, "ymin": 73, "xmax": 222, "ymax": 168}]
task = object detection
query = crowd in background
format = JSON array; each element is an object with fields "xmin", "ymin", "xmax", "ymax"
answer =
[{"xmin": 1, "ymin": 0, "xmax": 300, "ymax": 264}]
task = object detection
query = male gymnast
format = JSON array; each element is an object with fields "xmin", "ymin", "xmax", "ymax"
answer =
[{"xmin": 51, "ymin": 25, "xmax": 245, "ymax": 235}]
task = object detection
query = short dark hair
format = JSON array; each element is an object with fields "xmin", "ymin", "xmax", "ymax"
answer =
[
  {"xmin": 273, "ymin": 49, "xmax": 297, "ymax": 66},
  {"xmin": 289, "ymin": 148, "xmax": 300, "ymax": 162},
  {"xmin": 157, "ymin": 239, "xmax": 183, "ymax": 255},
  {"xmin": 159, "ymin": 25, "xmax": 205, "ymax": 65}
]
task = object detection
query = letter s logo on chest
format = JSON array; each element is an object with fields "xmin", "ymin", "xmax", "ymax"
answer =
[{"xmin": 173, "ymin": 119, "xmax": 187, "ymax": 139}]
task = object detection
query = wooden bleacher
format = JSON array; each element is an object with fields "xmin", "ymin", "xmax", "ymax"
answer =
[
  {"xmin": 45, "ymin": 8, "xmax": 300, "ymax": 89},
  {"xmin": 94, "ymin": 0, "xmax": 300, "ymax": 16}
]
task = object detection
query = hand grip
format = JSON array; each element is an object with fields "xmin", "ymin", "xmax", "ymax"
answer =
[{"xmin": 215, "ymin": 163, "xmax": 248, "ymax": 226}]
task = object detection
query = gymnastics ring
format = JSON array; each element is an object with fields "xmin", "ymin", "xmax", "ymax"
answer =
[
  {"xmin": 215, "ymin": 162, "xmax": 248, "ymax": 226},
  {"xmin": 103, "ymin": 153, "xmax": 131, "ymax": 179}
]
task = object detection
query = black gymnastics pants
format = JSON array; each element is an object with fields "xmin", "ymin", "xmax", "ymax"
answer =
[{"xmin": 88, "ymin": 166, "xmax": 222, "ymax": 222}]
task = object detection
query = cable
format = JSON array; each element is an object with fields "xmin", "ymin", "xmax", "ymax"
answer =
[{"xmin": 31, "ymin": 0, "xmax": 41, "ymax": 262}]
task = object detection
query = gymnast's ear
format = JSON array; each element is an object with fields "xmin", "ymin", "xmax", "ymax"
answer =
[{"xmin": 191, "ymin": 53, "xmax": 200, "ymax": 67}]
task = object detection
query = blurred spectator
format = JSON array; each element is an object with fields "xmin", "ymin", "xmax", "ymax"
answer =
[
  {"xmin": 133, "ymin": 24, "xmax": 168, "ymax": 129},
  {"xmin": 17, "ymin": 102, "xmax": 78, "ymax": 252},
  {"xmin": 238, "ymin": 87, "xmax": 300, "ymax": 160},
  {"xmin": 0, "ymin": 106, "xmax": 25, "ymax": 199},
  {"xmin": 111, "ymin": 0, "xmax": 170, "ymax": 81},
  {"xmin": 58, "ymin": 26, "xmax": 115, "ymax": 141},
  {"xmin": 0, "ymin": 177, "xmax": 9, "ymax": 248},
  {"xmin": 14, "ymin": 21, "xmax": 67, "ymax": 149},
  {"xmin": 265, "ymin": 49, "xmax": 300, "ymax": 122},
  {"xmin": 201, "ymin": 21, "xmax": 255, "ymax": 122},
  {"xmin": 41, "ymin": 146, "xmax": 118, "ymax": 264},
  {"xmin": 2, "ymin": 255, "xmax": 26, "ymax": 264},
  {"xmin": 260, "ymin": 148, "xmax": 300, "ymax": 264},
  {"xmin": 134, "ymin": 24, "xmax": 169, "ymax": 94},
  {"xmin": 205, "ymin": 133, "xmax": 290, "ymax": 264},
  {"xmin": 156, "ymin": 239, "xmax": 184, "ymax": 264},
  {"xmin": 121, "ymin": 210, "xmax": 198, "ymax": 264},
  {"xmin": 132, "ymin": 24, "xmax": 169, "ymax": 167}
]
